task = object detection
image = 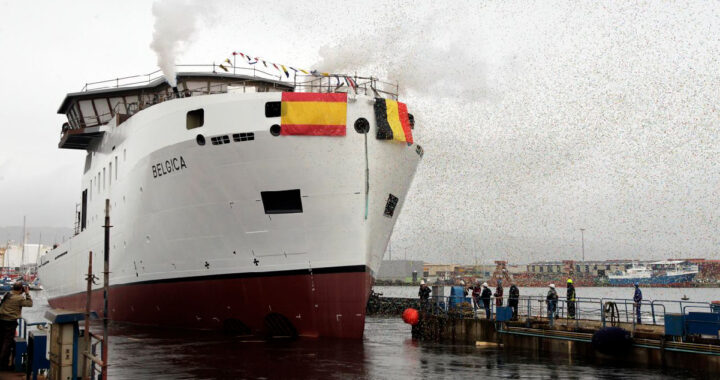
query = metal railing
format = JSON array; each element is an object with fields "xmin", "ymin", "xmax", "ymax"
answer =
[
  {"xmin": 423, "ymin": 295, "xmax": 716, "ymax": 328},
  {"xmin": 79, "ymin": 63, "xmax": 400, "ymax": 99}
]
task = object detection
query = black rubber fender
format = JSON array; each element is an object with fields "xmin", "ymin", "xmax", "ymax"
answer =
[{"xmin": 592, "ymin": 327, "xmax": 634, "ymax": 355}]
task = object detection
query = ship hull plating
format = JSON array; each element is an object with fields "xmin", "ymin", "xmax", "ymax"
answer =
[{"xmin": 48, "ymin": 266, "xmax": 372, "ymax": 338}]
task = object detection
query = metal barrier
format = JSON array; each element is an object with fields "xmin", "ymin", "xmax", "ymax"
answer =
[{"xmin": 422, "ymin": 295, "xmax": 718, "ymax": 328}]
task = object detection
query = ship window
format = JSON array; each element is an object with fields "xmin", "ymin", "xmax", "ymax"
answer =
[
  {"xmin": 265, "ymin": 101, "xmax": 281, "ymax": 117},
  {"xmin": 115, "ymin": 156, "xmax": 118, "ymax": 180},
  {"xmin": 383, "ymin": 194, "xmax": 399, "ymax": 218},
  {"xmin": 186, "ymin": 109, "xmax": 204, "ymax": 129},
  {"xmin": 233, "ymin": 132, "xmax": 255, "ymax": 142},
  {"xmin": 260, "ymin": 189, "xmax": 303, "ymax": 214},
  {"xmin": 210, "ymin": 135, "xmax": 231, "ymax": 145}
]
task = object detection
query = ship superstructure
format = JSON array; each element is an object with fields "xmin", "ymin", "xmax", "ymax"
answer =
[{"xmin": 38, "ymin": 64, "xmax": 422, "ymax": 338}]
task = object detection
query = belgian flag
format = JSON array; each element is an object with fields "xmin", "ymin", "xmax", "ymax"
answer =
[
  {"xmin": 280, "ymin": 92, "xmax": 347, "ymax": 136},
  {"xmin": 374, "ymin": 98, "xmax": 413, "ymax": 144}
]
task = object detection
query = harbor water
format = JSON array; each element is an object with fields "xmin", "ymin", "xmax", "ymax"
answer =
[{"xmin": 19, "ymin": 287, "xmax": 715, "ymax": 379}]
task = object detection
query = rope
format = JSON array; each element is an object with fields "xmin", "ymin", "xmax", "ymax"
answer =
[{"xmin": 604, "ymin": 301, "xmax": 620, "ymax": 327}]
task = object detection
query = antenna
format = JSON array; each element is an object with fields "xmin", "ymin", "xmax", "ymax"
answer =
[{"xmin": 21, "ymin": 216, "xmax": 26, "ymax": 269}]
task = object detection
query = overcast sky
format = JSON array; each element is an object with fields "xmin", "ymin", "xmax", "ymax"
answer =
[{"xmin": 1, "ymin": 1, "xmax": 719, "ymax": 264}]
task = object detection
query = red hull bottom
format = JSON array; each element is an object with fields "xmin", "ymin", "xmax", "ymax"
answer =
[{"xmin": 48, "ymin": 268, "xmax": 373, "ymax": 339}]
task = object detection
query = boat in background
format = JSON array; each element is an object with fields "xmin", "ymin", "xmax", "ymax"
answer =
[{"xmin": 608, "ymin": 260, "xmax": 698, "ymax": 286}]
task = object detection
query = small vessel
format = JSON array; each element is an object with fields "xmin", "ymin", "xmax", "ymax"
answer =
[
  {"xmin": 608, "ymin": 261, "xmax": 698, "ymax": 286},
  {"xmin": 38, "ymin": 64, "xmax": 422, "ymax": 338},
  {"xmin": 608, "ymin": 263, "xmax": 652, "ymax": 285}
]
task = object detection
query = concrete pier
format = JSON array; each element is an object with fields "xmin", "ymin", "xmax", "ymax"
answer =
[{"xmin": 413, "ymin": 313, "xmax": 720, "ymax": 374}]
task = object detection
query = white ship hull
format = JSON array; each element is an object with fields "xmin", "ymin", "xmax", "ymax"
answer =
[{"xmin": 39, "ymin": 90, "xmax": 421, "ymax": 338}]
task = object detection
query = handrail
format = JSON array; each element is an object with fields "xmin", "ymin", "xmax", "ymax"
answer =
[
  {"xmin": 418, "ymin": 294, "xmax": 718, "ymax": 327},
  {"xmin": 79, "ymin": 63, "xmax": 400, "ymax": 99}
]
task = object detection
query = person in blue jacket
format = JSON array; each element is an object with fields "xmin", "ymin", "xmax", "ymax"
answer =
[{"xmin": 633, "ymin": 282, "xmax": 643, "ymax": 324}]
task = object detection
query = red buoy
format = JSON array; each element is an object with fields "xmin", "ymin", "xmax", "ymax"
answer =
[{"xmin": 402, "ymin": 308, "xmax": 420, "ymax": 325}]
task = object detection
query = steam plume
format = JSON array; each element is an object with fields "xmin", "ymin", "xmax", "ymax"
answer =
[
  {"xmin": 314, "ymin": 7, "xmax": 487, "ymax": 99},
  {"xmin": 150, "ymin": 0, "xmax": 209, "ymax": 87}
]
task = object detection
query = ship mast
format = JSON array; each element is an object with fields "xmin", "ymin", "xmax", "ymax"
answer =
[{"xmin": 21, "ymin": 216, "xmax": 26, "ymax": 274}]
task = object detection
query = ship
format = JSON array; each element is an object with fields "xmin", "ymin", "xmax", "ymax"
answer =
[
  {"xmin": 38, "ymin": 64, "xmax": 422, "ymax": 338},
  {"xmin": 608, "ymin": 260, "xmax": 698, "ymax": 286}
]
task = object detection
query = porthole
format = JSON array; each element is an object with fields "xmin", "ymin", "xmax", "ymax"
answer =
[
  {"xmin": 408, "ymin": 113, "xmax": 415, "ymax": 129},
  {"xmin": 196, "ymin": 134, "xmax": 206, "ymax": 146},
  {"xmin": 354, "ymin": 118, "xmax": 370, "ymax": 134},
  {"xmin": 270, "ymin": 124, "xmax": 281, "ymax": 136}
]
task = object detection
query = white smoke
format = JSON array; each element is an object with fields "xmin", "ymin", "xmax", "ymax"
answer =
[
  {"xmin": 314, "ymin": 4, "xmax": 489, "ymax": 99},
  {"xmin": 150, "ymin": 0, "xmax": 211, "ymax": 87}
]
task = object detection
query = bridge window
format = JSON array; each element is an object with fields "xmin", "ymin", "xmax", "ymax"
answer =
[{"xmin": 186, "ymin": 109, "xmax": 204, "ymax": 129}]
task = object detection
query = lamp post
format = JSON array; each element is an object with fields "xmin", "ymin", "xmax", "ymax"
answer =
[{"xmin": 580, "ymin": 228, "xmax": 585, "ymax": 263}]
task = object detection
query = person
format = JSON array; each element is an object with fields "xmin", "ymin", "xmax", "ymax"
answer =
[
  {"xmin": 0, "ymin": 282, "xmax": 32, "ymax": 370},
  {"xmin": 633, "ymin": 282, "xmax": 643, "ymax": 324},
  {"xmin": 472, "ymin": 282, "xmax": 482, "ymax": 314},
  {"xmin": 508, "ymin": 282, "xmax": 520, "ymax": 320},
  {"xmin": 418, "ymin": 280, "xmax": 431, "ymax": 310},
  {"xmin": 546, "ymin": 283, "xmax": 558, "ymax": 327},
  {"xmin": 566, "ymin": 279, "xmax": 576, "ymax": 319},
  {"xmin": 459, "ymin": 280, "xmax": 470, "ymax": 297},
  {"xmin": 494, "ymin": 279, "xmax": 504, "ymax": 307},
  {"xmin": 480, "ymin": 282, "xmax": 492, "ymax": 319}
]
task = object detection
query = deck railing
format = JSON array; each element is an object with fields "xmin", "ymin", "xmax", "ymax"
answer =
[{"xmin": 79, "ymin": 63, "xmax": 399, "ymax": 99}]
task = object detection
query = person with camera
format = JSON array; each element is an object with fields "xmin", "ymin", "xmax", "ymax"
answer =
[{"xmin": 0, "ymin": 282, "xmax": 33, "ymax": 370}]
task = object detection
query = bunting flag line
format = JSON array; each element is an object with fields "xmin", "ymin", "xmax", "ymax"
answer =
[
  {"xmin": 280, "ymin": 92, "xmax": 347, "ymax": 136},
  {"xmin": 345, "ymin": 76, "xmax": 357, "ymax": 91},
  {"xmin": 218, "ymin": 64, "xmax": 228, "ymax": 72},
  {"xmin": 226, "ymin": 51, "xmax": 330, "ymax": 80},
  {"xmin": 374, "ymin": 98, "xmax": 413, "ymax": 144}
]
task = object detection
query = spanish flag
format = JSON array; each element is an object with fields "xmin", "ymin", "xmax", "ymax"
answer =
[
  {"xmin": 280, "ymin": 93, "xmax": 347, "ymax": 136},
  {"xmin": 374, "ymin": 98, "xmax": 413, "ymax": 143}
]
